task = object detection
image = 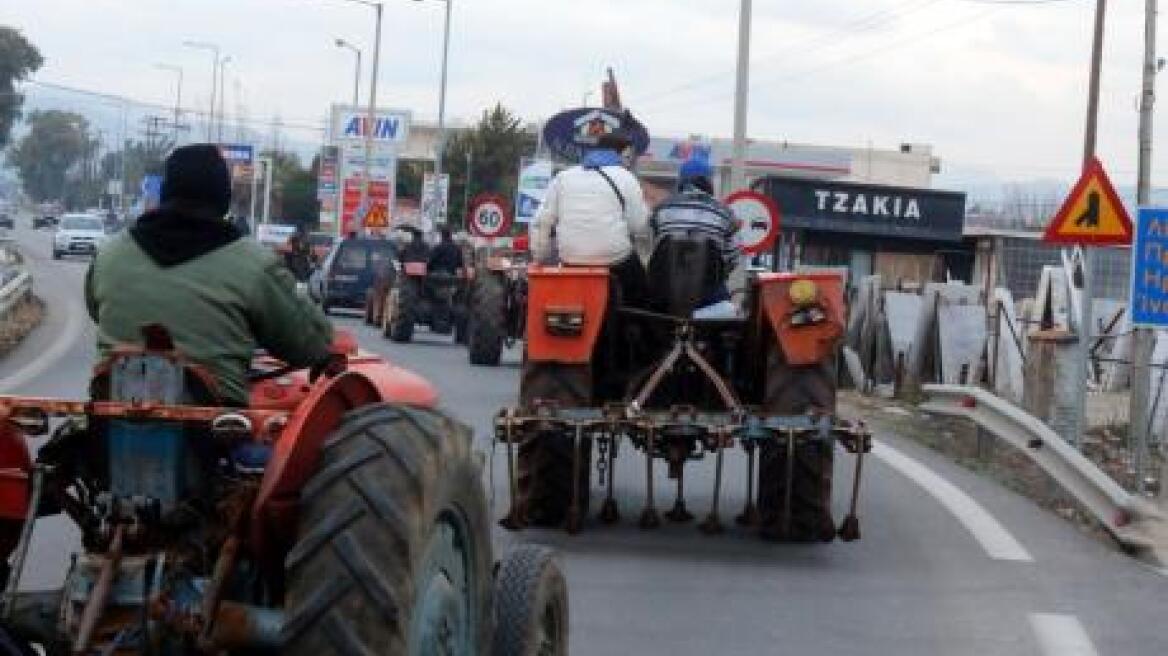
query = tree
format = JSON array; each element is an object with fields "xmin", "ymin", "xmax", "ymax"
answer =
[
  {"xmin": 0, "ymin": 27, "xmax": 43, "ymax": 148},
  {"xmin": 257, "ymin": 150, "xmax": 319, "ymax": 229},
  {"xmin": 8, "ymin": 110, "xmax": 95, "ymax": 203},
  {"xmin": 442, "ymin": 103, "xmax": 536, "ymax": 230}
]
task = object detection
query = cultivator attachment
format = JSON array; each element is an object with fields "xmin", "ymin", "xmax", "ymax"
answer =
[{"xmin": 496, "ymin": 403, "xmax": 871, "ymax": 538}]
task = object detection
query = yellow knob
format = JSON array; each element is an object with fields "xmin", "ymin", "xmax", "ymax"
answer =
[{"xmin": 789, "ymin": 279, "xmax": 818, "ymax": 307}]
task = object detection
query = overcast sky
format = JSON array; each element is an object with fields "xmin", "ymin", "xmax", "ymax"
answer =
[{"xmin": 5, "ymin": 0, "xmax": 1166, "ymax": 190}]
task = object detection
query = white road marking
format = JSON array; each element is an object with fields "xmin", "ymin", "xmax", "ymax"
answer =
[
  {"xmin": 1030, "ymin": 613, "xmax": 1099, "ymax": 656},
  {"xmin": 872, "ymin": 441, "xmax": 1034, "ymax": 562},
  {"xmin": 0, "ymin": 280, "xmax": 85, "ymax": 394}
]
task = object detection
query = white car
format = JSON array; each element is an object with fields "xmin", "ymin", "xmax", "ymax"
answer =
[{"xmin": 53, "ymin": 213, "xmax": 108, "ymax": 260}]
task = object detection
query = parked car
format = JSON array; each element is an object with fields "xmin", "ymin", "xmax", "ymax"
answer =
[
  {"xmin": 32, "ymin": 214, "xmax": 57, "ymax": 230},
  {"xmin": 314, "ymin": 237, "xmax": 397, "ymax": 314},
  {"xmin": 52, "ymin": 213, "xmax": 108, "ymax": 259},
  {"xmin": 0, "ymin": 214, "xmax": 13, "ymax": 230}
]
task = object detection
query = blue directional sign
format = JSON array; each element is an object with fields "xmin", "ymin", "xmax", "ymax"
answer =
[
  {"xmin": 1129, "ymin": 208, "xmax": 1168, "ymax": 327},
  {"xmin": 141, "ymin": 174, "xmax": 163, "ymax": 210}
]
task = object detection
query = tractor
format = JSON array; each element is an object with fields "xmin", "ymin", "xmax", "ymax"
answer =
[
  {"xmin": 381, "ymin": 261, "xmax": 470, "ymax": 344},
  {"xmin": 466, "ymin": 246, "xmax": 529, "ymax": 367},
  {"xmin": 495, "ymin": 236, "xmax": 870, "ymax": 540},
  {"xmin": 0, "ymin": 326, "xmax": 567, "ymax": 655}
]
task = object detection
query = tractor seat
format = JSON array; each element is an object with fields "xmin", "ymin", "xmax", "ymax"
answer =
[{"xmin": 646, "ymin": 234, "xmax": 725, "ymax": 319}]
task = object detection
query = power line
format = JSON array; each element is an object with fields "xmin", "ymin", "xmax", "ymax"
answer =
[
  {"xmin": 643, "ymin": 6, "xmax": 998, "ymax": 117},
  {"xmin": 632, "ymin": 0, "xmax": 939, "ymax": 109}
]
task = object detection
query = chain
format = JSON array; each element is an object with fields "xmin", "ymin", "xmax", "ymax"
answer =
[{"xmin": 596, "ymin": 435, "xmax": 608, "ymax": 487}]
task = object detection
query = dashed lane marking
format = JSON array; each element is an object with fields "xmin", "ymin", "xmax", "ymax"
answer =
[
  {"xmin": 1030, "ymin": 613, "xmax": 1099, "ymax": 656},
  {"xmin": 872, "ymin": 441, "xmax": 1034, "ymax": 562}
]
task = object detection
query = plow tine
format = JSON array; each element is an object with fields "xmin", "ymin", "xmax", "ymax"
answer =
[
  {"xmin": 599, "ymin": 434, "xmax": 620, "ymax": 524},
  {"xmin": 699, "ymin": 437, "xmax": 726, "ymax": 534},
  {"xmin": 839, "ymin": 443, "xmax": 865, "ymax": 541},
  {"xmin": 639, "ymin": 426, "xmax": 661, "ymax": 529},
  {"xmin": 665, "ymin": 465, "xmax": 693, "ymax": 523},
  {"xmin": 567, "ymin": 425, "xmax": 584, "ymax": 534},
  {"xmin": 782, "ymin": 431, "xmax": 795, "ymax": 540},
  {"xmin": 736, "ymin": 444, "xmax": 759, "ymax": 527}
]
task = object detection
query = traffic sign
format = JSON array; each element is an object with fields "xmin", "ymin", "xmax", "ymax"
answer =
[
  {"xmin": 468, "ymin": 193, "xmax": 512, "ymax": 239},
  {"xmin": 725, "ymin": 190, "xmax": 781, "ymax": 256},
  {"xmin": 1043, "ymin": 157, "xmax": 1133, "ymax": 245},
  {"xmin": 363, "ymin": 202, "xmax": 389, "ymax": 229},
  {"xmin": 1129, "ymin": 208, "xmax": 1168, "ymax": 327}
]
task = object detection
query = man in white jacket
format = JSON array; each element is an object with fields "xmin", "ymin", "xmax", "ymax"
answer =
[{"xmin": 532, "ymin": 131, "xmax": 651, "ymax": 306}]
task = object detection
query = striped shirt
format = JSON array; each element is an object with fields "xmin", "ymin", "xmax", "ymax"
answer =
[{"xmin": 650, "ymin": 188, "xmax": 739, "ymax": 272}]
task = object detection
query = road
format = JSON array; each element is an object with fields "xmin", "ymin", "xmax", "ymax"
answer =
[{"xmin": 3, "ymin": 225, "xmax": 1168, "ymax": 655}]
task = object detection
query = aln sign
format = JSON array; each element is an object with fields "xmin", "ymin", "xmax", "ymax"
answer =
[{"xmin": 814, "ymin": 190, "xmax": 922, "ymax": 220}]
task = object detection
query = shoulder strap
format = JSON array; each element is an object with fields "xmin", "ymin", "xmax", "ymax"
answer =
[{"xmin": 587, "ymin": 165, "xmax": 626, "ymax": 212}]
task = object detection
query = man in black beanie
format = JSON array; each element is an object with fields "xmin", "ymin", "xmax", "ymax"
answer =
[{"xmin": 85, "ymin": 144, "xmax": 335, "ymax": 404}]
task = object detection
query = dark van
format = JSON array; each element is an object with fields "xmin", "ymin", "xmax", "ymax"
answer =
[{"xmin": 315, "ymin": 237, "xmax": 397, "ymax": 315}]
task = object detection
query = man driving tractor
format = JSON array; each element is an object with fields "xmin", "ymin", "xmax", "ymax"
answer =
[
  {"xmin": 650, "ymin": 154, "xmax": 741, "ymax": 318},
  {"xmin": 85, "ymin": 143, "xmax": 335, "ymax": 405},
  {"xmin": 532, "ymin": 128, "xmax": 651, "ymax": 306}
]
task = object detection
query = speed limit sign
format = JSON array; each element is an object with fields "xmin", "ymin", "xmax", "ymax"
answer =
[
  {"xmin": 467, "ymin": 193, "xmax": 513, "ymax": 239},
  {"xmin": 725, "ymin": 190, "xmax": 781, "ymax": 256}
]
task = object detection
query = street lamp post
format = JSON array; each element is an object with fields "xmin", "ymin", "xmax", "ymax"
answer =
[
  {"xmin": 729, "ymin": 0, "xmax": 752, "ymax": 192},
  {"xmin": 218, "ymin": 56, "xmax": 232, "ymax": 143},
  {"xmin": 429, "ymin": 0, "xmax": 452, "ymax": 227},
  {"xmin": 155, "ymin": 63, "xmax": 183, "ymax": 142},
  {"xmin": 335, "ymin": 38, "xmax": 363, "ymax": 108},
  {"xmin": 335, "ymin": 0, "xmax": 383, "ymax": 231},
  {"xmin": 182, "ymin": 40, "xmax": 220, "ymax": 142}
]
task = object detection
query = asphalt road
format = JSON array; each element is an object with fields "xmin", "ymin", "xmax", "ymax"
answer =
[{"xmin": 3, "ymin": 224, "xmax": 1168, "ymax": 655}]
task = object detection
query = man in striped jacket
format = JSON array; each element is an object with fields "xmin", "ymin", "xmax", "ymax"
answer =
[{"xmin": 650, "ymin": 156, "xmax": 741, "ymax": 317}]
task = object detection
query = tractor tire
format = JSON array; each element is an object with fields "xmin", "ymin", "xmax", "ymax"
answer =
[
  {"xmin": 283, "ymin": 404, "xmax": 493, "ymax": 656},
  {"xmin": 468, "ymin": 274, "xmax": 506, "ymax": 366},
  {"xmin": 517, "ymin": 363, "xmax": 592, "ymax": 528},
  {"xmin": 384, "ymin": 279, "xmax": 417, "ymax": 343},
  {"xmin": 491, "ymin": 545, "xmax": 568, "ymax": 656},
  {"xmin": 757, "ymin": 348, "xmax": 837, "ymax": 542}
]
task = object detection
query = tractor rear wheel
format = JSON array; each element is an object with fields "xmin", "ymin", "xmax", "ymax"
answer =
[
  {"xmin": 757, "ymin": 348, "xmax": 837, "ymax": 542},
  {"xmin": 384, "ymin": 278, "xmax": 417, "ymax": 343},
  {"xmin": 283, "ymin": 404, "xmax": 493, "ymax": 656},
  {"xmin": 517, "ymin": 363, "xmax": 592, "ymax": 528},
  {"xmin": 492, "ymin": 545, "xmax": 568, "ymax": 656},
  {"xmin": 468, "ymin": 274, "xmax": 506, "ymax": 366}
]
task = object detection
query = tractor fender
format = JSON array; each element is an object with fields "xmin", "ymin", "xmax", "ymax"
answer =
[
  {"xmin": 524, "ymin": 265, "xmax": 609, "ymax": 364},
  {"xmin": 250, "ymin": 364, "xmax": 437, "ymax": 562},
  {"xmin": 0, "ymin": 421, "xmax": 31, "ymax": 521},
  {"xmin": 757, "ymin": 272, "xmax": 846, "ymax": 366}
]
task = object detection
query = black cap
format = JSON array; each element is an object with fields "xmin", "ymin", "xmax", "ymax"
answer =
[{"xmin": 160, "ymin": 144, "xmax": 231, "ymax": 218}]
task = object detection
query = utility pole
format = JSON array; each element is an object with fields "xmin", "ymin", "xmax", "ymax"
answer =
[
  {"xmin": 729, "ymin": 0, "xmax": 752, "ymax": 191},
  {"xmin": 1070, "ymin": 0, "xmax": 1107, "ymax": 449},
  {"xmin": 430, "ymin": 0, "xmax": 453, "ymax": 227},
  {"xmin": 218, "ymin": 56, "xmax": 232, "ymax": 143},
  {"xmin": 359, "ymin": 2, "xmax": 384, "ymax": 232},
  {"xmin": 1133, "ymin": 0, "xmax": 1159, "ymax": 495}
]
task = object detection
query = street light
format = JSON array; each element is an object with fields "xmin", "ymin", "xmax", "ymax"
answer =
[
  {"xmin": 218, "ymin": 56, "xmax": 233, "ymax": 142},
  {"xmin": 334, "ymin": 38, "xmax": 363, "ymax": 108},
  {"xmin": 424, "ymin": 0, "xmax": 453, "ymax": 227},
  {"xmin": 182, "ymin": 40, "xmax": 220, "ymax": 142},
  {"xmin": 334, "ymin": 0, "xmax": 383, "ymax": 231},
  {"xmin": 155, "ymin": 63, "xmax": 183, "ymax": 142}
]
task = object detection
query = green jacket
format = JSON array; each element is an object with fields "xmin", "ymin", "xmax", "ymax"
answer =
[{"xmin": 86, "ymin": 232, "xmax": 333, "ymax": 404}]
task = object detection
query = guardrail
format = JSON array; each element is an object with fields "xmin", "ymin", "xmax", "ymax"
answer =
[
  {"xmin": 920, "ymin": 384, "xmax": 1168, "ymax": 560},
  {"xmin": 0, "ymin": 268, "xmax": 31, "ymax": 321}
]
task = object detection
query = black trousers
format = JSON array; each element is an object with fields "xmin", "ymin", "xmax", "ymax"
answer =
[{"xmin": 610, "ymin": 254, "xmax": 649, "ymax": 309}]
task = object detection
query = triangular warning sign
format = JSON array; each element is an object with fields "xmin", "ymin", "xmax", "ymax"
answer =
[{"xmin": 1043, "ymin": 157, "xmax": 1133, "ymax": 246}]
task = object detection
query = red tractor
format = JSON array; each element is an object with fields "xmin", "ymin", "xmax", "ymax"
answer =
[
  {"xmin": 0, "ymin": 327, "xmax": 567, "ymax": 655},
  {"xmin": 496, "ymin": 236, "xmax": 870, "ymax": 540}
]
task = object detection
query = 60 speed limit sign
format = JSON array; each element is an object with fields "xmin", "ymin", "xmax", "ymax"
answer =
[
  {"xmin": 725, "ymin": 190, "xmax": 781, "ymax": 256},
  {"xmin": 467, "ymin": 193, "xmax": 513, "ymax": 239}
]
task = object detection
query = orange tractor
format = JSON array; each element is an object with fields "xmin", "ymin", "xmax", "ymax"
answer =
[
  {"xmin": 0, "ymin": 327, "xmax": 566, "ymax": 655},
  {"xmin": 496, "ymin": 237, "xmax": 870, "ymax": 539}
]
